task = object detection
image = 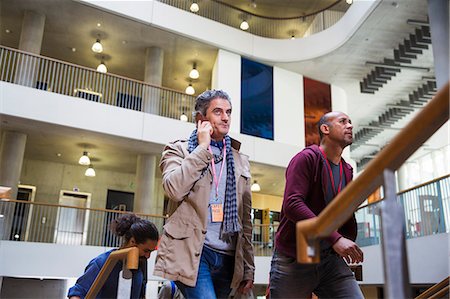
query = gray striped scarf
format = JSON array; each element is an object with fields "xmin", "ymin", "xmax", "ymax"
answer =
[{"xmin": 188, "ymin": 129, "xmax": 241, "ymax": 239}]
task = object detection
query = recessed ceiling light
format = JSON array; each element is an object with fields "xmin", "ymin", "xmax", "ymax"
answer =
[
  {"xmin": 5, "ymin": 29, "xmax": 11, "ymax": 34},
  {"xmin": 56, "ymin": 153, "xmax": 62, "ymax": 157},
  {"xmin": 97, "ymin": 23, "xmax": 101, "ymax": 27},
  {"xmin": 71, "ymin": 47, "xmax": 76, "ymax": 52}
]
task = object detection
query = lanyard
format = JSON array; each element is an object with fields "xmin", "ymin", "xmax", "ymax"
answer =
[
  {"xmin": 208, "ymin": 139, "xmax": 226, "ymax": 199},
  {"xmin": 319, "ymin": 146, "xmax": 343, "ymax": 196}
]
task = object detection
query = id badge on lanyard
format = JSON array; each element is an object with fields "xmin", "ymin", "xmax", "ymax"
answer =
[{"xmin": 209, "ymin": 140, "xmax": 226, "ymax": 223}]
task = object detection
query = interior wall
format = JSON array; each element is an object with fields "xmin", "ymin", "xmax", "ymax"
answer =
[
  {"xmin": 0, "ymin": 277, "xmax": 67, "ymax": 299},
  {"xmin": 273, "ymin": 67, "xmax": 304, "ymax": 147},
  {"xmin": 19, "ymin": 159, "xmax": 136, "ymax": 210},
  {"xmin": 252, "ymin": 193, "xmax": 282, "ymax": 212},
  {"xmin": 211, "ymin": 49, "xmax": 242, "ymax": 134}
]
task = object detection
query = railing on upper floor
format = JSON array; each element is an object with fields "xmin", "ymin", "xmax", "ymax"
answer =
[
  {"xmin": 0, "ymin": 197, "xmax": 278, "ymax": 256},
  {"xmin": 355, "ymin": 174, "xmax": 450, "ymax": 247},
  {"xmin": 0, "ymin": 198, "xmax": 166, "ymax": 247},
  {"xmin": 0, "ymin": 45, "xmax": 195, "ymax": 122},
  {"xmin": 252, "ymin": 223, "xmax": 278, "ymax": 257},
  {"xmin": 157, "ymin": 0, "xmax": 346, "ymax": 39}
]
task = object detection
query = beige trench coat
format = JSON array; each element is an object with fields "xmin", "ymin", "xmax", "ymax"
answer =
[{"xmin": 154, "ymin": 139, "xmax": 255, "ymax": 288}]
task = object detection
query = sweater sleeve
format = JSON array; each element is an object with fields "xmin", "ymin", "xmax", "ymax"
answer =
[{"xmin": 67, "ymin": 256, "xmax": 103, "ymax": 298}]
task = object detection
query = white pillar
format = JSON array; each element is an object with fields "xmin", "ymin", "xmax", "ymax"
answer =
[
  {"xmin": 15, "ymin": 11, "xmax": 45, "ymax": 87},
  {"xmin": 143, "ymin": 47, "xmax": 164, "ymax": 114},
  {"xmin": 427, "ymin": 0, "xmax": 449, "ymax": 89},
  {"xmin": 0, "ymin": 132, "xmax": 27, "ymax": 241}
]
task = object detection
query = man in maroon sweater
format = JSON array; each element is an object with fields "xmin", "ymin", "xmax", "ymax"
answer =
[{"xmin": 269, "ymin": 111, "xmax": 364, "ymax": 299}]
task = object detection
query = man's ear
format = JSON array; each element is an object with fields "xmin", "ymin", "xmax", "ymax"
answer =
[
  {"xmin": 320, "ymin": 124, "xmax": 330, "ymax": 136},
  {"xmin": 195, "ymin": 113, "xmax": 206, "ymax": 125}
]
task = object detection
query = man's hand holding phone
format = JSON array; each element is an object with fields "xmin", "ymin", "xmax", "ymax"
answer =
[{"xmin": 197, "ymin": 120, "xmax": 213, "ymax": 149}]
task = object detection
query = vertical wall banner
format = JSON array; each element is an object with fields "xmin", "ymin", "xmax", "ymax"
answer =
[
  {"xmin": 303, "ymin": 77, "xmax": 331, "ymax": 146},
  {"xmin": 241, "ymin": 58, "xmax": 274, "ymax": 140}
]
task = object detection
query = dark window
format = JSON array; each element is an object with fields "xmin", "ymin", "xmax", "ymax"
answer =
[{"xmin": 241, "ymin": 58, "xmax": 274, "ymax": 140}]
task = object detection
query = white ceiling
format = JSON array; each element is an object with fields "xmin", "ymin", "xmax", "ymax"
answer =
[{"xmin": 0, "ymin": 0, "xmax": 439, "ymax": 197}]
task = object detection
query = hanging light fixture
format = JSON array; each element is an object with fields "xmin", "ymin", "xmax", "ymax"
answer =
[
  {"xmin": 251, "ymin": 180, "xmax": 261, "ymax": 192},
  {"xmin": 91, "ymin": 38, "xmax": 103, "ymax": 53},
  {"xmin": 185, "ymin": 83, "xmax": 195, "ymax": 95},
  {"xmin": 190, "ymin": 2, "xmax": 199, "ymax": 12},
  {"xmin": 189, "ymin": 62, "xmax": 200, "ymax": 79},
  {"xmin": 180, "ymin": 113, "xmax": 188, "ymax": 122},
  {"xmin": 240, "ymin": 20, "xmax": 249, "ymax": 31},
  {"xmin": 96, "ymin": 59, "xmax": 107, "ymax": 73},
  {"xmin": 85, "ymin": 164, "xmax": 96, "ymax": 177},
  {"xmin": 78, "ymin": 151, "xmax": 90, "ymax": 165}
]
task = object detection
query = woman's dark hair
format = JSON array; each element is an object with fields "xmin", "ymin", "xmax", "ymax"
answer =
[{"xmin": 110, "ymin": 214, "xmax": 159, "ymax": 244}]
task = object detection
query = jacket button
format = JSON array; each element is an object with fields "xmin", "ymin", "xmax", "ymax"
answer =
[
  {"xmin": 202, "ymin": 230, "xmax": 207, "ymax": 234},
  {"xmin": 195, "ymin": 252, "xmax": 200, "ymax": 257}
]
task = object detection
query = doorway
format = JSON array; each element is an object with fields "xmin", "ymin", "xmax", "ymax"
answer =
[
  {"xmin": 9, "ymin": 185, "xmax": 36, "ymax": 241},
  {"xmin": 54, "ymin": 190, "xmax": 91, "ymax": 245},
  {"xmin": 103, "ymin": 189, "xmax": 134, "ymax": 247}
]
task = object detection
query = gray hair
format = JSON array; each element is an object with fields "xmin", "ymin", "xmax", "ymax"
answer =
[{"xmin": 192, "ymin": 89, "xmax": 232, "ymax": 119}]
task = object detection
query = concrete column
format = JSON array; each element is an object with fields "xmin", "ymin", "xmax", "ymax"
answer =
[
  {"xmin": 143, "ymin": 47, "xmax": 164, "ymax": 114},
  {"xmin": 15, "ymin": 11, "xmax": 45, "ymax": 87},
  {"xmin": 0, "ymin": 132, "xmax": 27, "ymax": 240},
  {"xmin": 19, "ymin": 11, "xmax": 45, "ymax": 54},
  {"xmin": 427, "ymin": 0, "xmax": 449, "ymax": 89},
  {"xmin": 134, "ymin": 154, "xmax": 161, "ymax": 215}
]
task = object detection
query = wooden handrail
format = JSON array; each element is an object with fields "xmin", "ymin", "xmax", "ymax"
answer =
[
  {"xmin": 0, "ymin": 198, "xmax": 167, "ymax": 219},
  {"xmin": 296, "ymin": 82, "xmax": 450, "ymax": 263},
  {"xmin": 415, "ymin": 276, "xmax": 449, "ymax": 299},
  {"xmin": 85, "ymin": 247, "xmax": 139, "ymax": 299}
]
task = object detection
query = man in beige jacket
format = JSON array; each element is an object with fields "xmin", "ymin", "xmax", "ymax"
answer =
[{"xmin": 154, "ymin": 90, "xmax": 255, "ymax": 299}]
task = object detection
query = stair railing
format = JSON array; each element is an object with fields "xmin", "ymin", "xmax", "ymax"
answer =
[{"xmin": 85, "ymin": 247, "xmax": 139, "ymax": 299}]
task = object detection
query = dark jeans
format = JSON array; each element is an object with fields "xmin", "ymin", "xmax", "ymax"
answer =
[
  {"xmin": 269, "ymin": 249, "xmax": 364, "ymax": 299},
  {"xmin": 176, "ymin": 246, "xmax": 234, "ymax": 299}
]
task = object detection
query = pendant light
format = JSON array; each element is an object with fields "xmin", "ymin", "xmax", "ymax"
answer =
[
  {"xmin": 251, "ymin": 180, "xmax": 261, "ymax": 192},
  {"xmin": 78, "ymin": 151, "xmax": 90, "ymax": 165},
  {"xmin": 190, "ymin": 2, "xmax": 199, "ymax": 12},
  {"xmin": 180, "ymin": 113, "xmax": 188, "ymax": 122},
  {"xmin": 96, "ymin": 59, "xmax": 107, "ymax": 73},
  {"xmin": 240, "ymin": 20, "xmax": 249, "ymax": 31},
  {"xmin": 91, "ymin": 39, "xmax": 103, "ymax": 53},
  {"xmin": 189, "ymin": 62, "xmax": 199, "ymax": 79},
  {"xmin": 85, "ymin": 165, "xmax": 96, "ymax": 177},
  {"xmin": 185, "ymin": 83, "xmax": 195, "ymax": 95}
]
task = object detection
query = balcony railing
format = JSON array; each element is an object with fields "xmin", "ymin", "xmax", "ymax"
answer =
[
  {"xmin": 0, "ymin": 45, "xmax": 195, "ymax": 122},
  {"xmin": 0, "ymin": 198, "xmax": 166, "ymax": 247},
  {"xmin": 1, "ymin": 175, "xmax": 447, "ymax": 253},
  {"xmin": 158, "ymin": 0, "xmax": 346, "ymax": 39},
  {"xmin": 355, "ymin": 174, "xmax": 450, "ymax": 247}
]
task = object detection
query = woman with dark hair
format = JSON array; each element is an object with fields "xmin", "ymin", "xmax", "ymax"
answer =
[{"xmin": 68, "ymin": 214, "xmax": 159, "ymax": 299}]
